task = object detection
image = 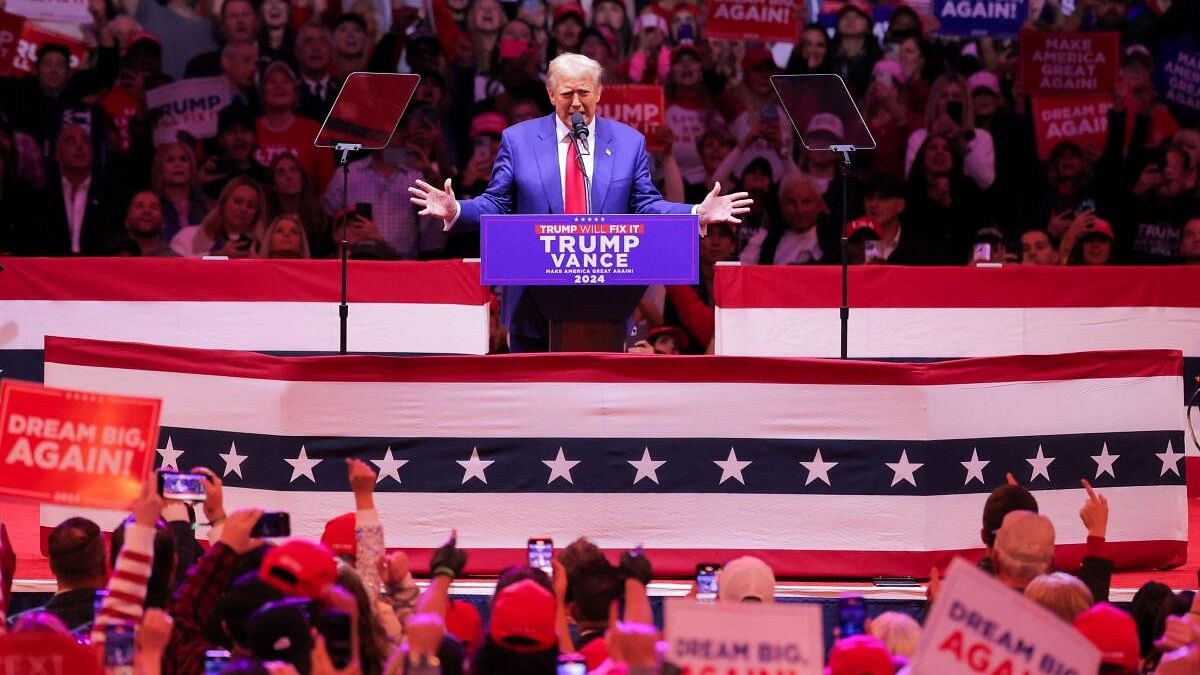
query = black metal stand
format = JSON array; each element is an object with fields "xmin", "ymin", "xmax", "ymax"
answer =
[
  {"xmin": 834, "ymin": 146, "xmax": 853, "ymax": 360},
  {"xmin": 334, "ymin": 143, "xmax": 361, "ymax": 354}
]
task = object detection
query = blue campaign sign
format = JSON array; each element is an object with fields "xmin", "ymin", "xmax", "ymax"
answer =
[
  {"xmin": 1156, "ymin": 40, "xmax": 1200, "ymax": 114},
  {"xmin": 480, "ymin": 213, "xmax": 700, "ymax": 286},
  {"xmin": 933, "ymin": 0, "xmax": 1027, "ymax": 37}
]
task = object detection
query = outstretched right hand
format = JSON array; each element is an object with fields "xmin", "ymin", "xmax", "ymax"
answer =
[{"xmin": 408, "ymin": 178, "xmax": 458, "ymax": 223}]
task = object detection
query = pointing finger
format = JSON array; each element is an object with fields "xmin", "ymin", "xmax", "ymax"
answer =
[{"xmin": 1081, "ymin": 478, "xmax": 1097, "ymax": 501}]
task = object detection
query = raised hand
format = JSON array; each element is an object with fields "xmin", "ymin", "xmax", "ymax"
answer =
[
  {"xmin": 429, "ymin": 530, "xmax": 467, "ymax": 579},
  {"xmin": 1079, "ymin": 479, "xmax": 1109, "ymax": 539},
  {"xmin": 219, "ymin": 508, "xmax": 264, "ymax": 554},
  {"xmin": 347, "ymin": 458, "xmax": 377, "ymax": 511},
  {"xmin": 697, "ymin": 181, "xmax": 753, "ymax": 228},
  {"xmin": 191, "ymin": 467, "xmax": 225, "ymax": 525},
  {"xmin": 408, "ymin": 179, "xmax": 458, "ymax": 222}
]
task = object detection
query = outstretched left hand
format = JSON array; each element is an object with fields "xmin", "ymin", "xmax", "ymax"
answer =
[{"xmin": 697, "ymin": 181, "xmax": 753, "ymax": 228}]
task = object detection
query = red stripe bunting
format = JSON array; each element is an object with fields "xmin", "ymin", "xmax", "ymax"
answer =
[
  {"xmin": 0, "ymin": 258, "xmax": 490, "ymax": 305},
  {"xmin": 45, "ymin": 336, "xmax": 1182, "ymax": 385},
  {"xmin": 715, "ymin": 265, "xmax": 1200, "ymax": 309}
]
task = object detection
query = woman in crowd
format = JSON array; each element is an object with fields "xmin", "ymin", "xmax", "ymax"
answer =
[
  {"xmin": 904, "ymin": 72, "xmax": 996, "ymax": 191},
  {"xmin": 255, "ymin": 61, "xmax": 334, "ymax": 194},
  {"xmin": 665, "ymin": 43, "xmax": 727, "ymax": 188},
  {"xmin": 150, "ymin": 142, "xmax": 210, "ymax": 244},
  {"xmin": 258, "ymin": 0, "xmax": 296, "ymax": 64},
  {"xmin": 896, "ymin": 35, "xmax": 936, "ymax": 127},
  {"xmin": 467, "ymin": 0, "xmax": 506, "ymax": 75},
  {"xmin": 590, "ymin": 0, "xmax": 632, "ymax": 59},
  {"xmin": 859, "ymin": 59, "xmax": 912, "ymax": 183},
  {"xmin": 624, "ymin": 11, "xmax": 670, "ymax": 85},
  {"xmin": 786, "ymin": 23, "xmax": 832, "ymax": 75},
  {"xmin": 828, "ymin": 0, "xmax": 883, "ymax": 99},
  {"xmin": 904, "ymin": 132, "xmax": 989, "ymax": 264},
  {"xmin": 1035, "ymin": 141, "xmax": 1097, "ymax": 241},
  {"xmin": 1058, "ymin": 213, "xmax": 1115, "ymax": 266},
  {"xmin": 267, "ymin": 153, "xmax": 332, "ymax": 258},
  {"xmin": 261, "ymin": 214, "xmax": 310, "ymax": 258},
  {"xmin": 171, "ymin": 176, "xmax": 266, "ymax": 257}
]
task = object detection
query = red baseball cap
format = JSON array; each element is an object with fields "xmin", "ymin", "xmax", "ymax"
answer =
[
  {"xmin": 320, "ymin": 512, "xmax": 356, "ymax": 560},
  {"xmin": 1074, "ymin": 603, "xmax": 1140, "ymax": 672},
  {"xmin": 260, "ymin": 539, "xmax": 338, "ymax": 598},
  {"xmin": 1080, "ymin": 217, "xmax": 1114, "ymax": 241},
  {"xmin": 445, "ymin": 598, "xmax": 484, "ymax": 656},
  {"xmin": 470, "ymin": 111, "xmax": 507, "ymax": 138},
  {"xmin": 846, "ymin": 217, "xmax": 881, "ymax": 239},
  {"xmin": 743, "ymin": 46, "xmax": 777, "ymax": 71},
  {"xmin": 553, "ymin": 3, "xmax": 585, "ymax": 24},
  {"xmin": 488, "ymin": 579, "xmax": 557, "ymax": 653},
  {"xmin": 825, "ymin": 635, "xmax": 893, "ymax": 675},
  {"xmin": 838, "ymin": 0, "xmax": 874, "ymax": 21}
]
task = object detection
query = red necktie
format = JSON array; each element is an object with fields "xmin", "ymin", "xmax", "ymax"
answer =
[{"xmin": 565, "ymin": 137, "xmax": 587, "ymax": 214}]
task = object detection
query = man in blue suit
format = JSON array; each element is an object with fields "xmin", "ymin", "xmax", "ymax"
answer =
[{"xmin": 410, "ymin": 53, "xmax": 752, "ymax": 351}]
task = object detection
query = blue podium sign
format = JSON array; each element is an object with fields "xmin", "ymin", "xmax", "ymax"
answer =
[{"xmin": 480, "ymin": 213, "xmax": 700, "ymax": 286}]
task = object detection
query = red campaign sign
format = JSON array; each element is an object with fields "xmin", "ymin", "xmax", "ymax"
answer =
[
  {"xmin": 597, "ymin": 84, "xmax": 667, "ymax": 153},
  {"xmin": 706, "ymin": 0, "xmax": 800, "ymax": 43},
  {"xmin": 0, "ymin": 12, "xmax": 24, "ymax": 77},
  {"xmin": 1020, "ymin": 30, "xmax": 1119, "ymax": 96},
  {"xmin": 1031, "ymin": 94, "xmax": 1113, "ymax": 160},
  {"xmin": 0, "ymin": 380, "xmax": 161, "ymax": 509},
  {"xmin": 5, "ymin": 20, "xmax": 85, "ymax": 76}
]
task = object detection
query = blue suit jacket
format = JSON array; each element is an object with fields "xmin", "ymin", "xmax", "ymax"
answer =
[{"xmin": 455, "ymin": 113, "xmax": 692, "ymax": 338}]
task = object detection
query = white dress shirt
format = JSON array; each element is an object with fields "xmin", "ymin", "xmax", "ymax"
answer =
[
  {"xmin": 62, "ymin": 176, "xmax": 91, "ymax": 254},
  {"xmin": 555, "ymin": 114, "xmax": 596, "ymax": 208}
]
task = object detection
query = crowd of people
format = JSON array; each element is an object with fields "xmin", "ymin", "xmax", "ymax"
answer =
[
  {"xmin": 1, "ymin": 462, "xmax": 1199, "ymax": 674},
  {"xmin": 0, "ymin": 0, "xmax": 1198, "ymax": 347}
]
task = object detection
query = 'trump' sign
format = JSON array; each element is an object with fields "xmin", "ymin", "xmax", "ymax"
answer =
[
  {"xmin": 0, "ymin": 380, "xmax": 161, "ymax": 509},
  {"xmin": 147, "ymin": 76, "xmax": 233, "ymax": 145},
  {"xmin": 596, "ymin": 85, "xmax": 666, "ymax": 153},
  {"xmin": 911, "ymin": 558, "xmax": 1101, "ymax": 675}
]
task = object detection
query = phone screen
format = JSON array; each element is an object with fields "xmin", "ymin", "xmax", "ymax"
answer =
[
  {"xmin": 158, "ymin": 471, "xmax": 207, "ymax": 502},
  {"xmin": 558, "ymin": 654, "xmax": 587, "ymax": 675},
  {"xmin": 696, "ymin": 563, "xmax": 720, "ymax": 601},
  {"xmin": 528, "ymin": 537, "xmax": 553, "ymax": 575},
  {"xmin": 104, "ymin": 623, "xmax": 136, "ymax": 669},
  {"xmin": 204, "ymin": 650, "xmax": 232, "ymax": 675},
  {"xmin": 252, "ymin": 512, "xmax": 291, "ymax": 538},
  {"xmin": 837, "ymin": 595, "xmax": 866, "ymax": 637},
  {"xmin": 864, "ymin": 240, "xmax": 883, "ymax": 263}
]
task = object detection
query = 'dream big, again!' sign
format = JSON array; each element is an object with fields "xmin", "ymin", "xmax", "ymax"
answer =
[{"xmin": 0, "ymin": 380, "xmax": 161, "ymax": 509}]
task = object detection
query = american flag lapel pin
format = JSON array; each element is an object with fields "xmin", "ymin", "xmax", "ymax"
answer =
[{"xmin": 605, "ymin": 148, "xmax": 612, "ymax": 156}]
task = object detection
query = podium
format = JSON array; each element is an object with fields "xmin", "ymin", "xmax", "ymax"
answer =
[{"xmin": 480, "ymin": 213, "xmax": 700, "ymax": 352}]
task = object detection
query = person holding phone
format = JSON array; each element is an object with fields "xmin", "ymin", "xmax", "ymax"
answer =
[{"xmin": 904, "ymin": 72, "xmax": 995, "ymax": 191}]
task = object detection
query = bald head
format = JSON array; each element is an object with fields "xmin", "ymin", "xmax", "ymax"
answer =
[{"xmin": 993, "ymin": 510, "xmax": 1055, "ymax": 589}]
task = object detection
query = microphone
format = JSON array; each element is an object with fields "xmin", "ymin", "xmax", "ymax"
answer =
[{"xmin": 570, "ymin": 111, "xmax": 590, "ymax": 155}]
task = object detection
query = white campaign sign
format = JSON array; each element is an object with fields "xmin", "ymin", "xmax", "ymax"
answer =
[
  {"xmin": 911, "ymin": 558, "xmax": 1101, "ymax": 675},
  {"xmin": 665, "ymin": 598, "xmax": 823, "ymax": 674},
  {"xmin": 146, "ymin": 76, "xmax": 233, "ymax": 145},
  {"xmin": 6, "ymin": 0, "xmax": 89, "ymax": 24}
]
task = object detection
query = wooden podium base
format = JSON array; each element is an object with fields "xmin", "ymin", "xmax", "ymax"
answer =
[{"xmin": 548, "ymin": 319, "xmax": 626, "ymax": 353}]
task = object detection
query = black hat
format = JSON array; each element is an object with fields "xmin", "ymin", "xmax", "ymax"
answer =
[
  {"xmin": 865, "ymin": 174, "xmax": 905, "ymax": 199},
  {"xmin": 246, "ymin": 599, "xmax": 314, "ymax": 673},
  {"xmin": 217, "ymin": 104, "xmax": 256, "ymax": 134}
]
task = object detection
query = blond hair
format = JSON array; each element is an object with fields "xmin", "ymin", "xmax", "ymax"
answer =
[
  {"xmin": 868, "ymin": 611, "xmax": 922, "ymax": 657},
  {"xmin": 1025, "ymin": 572, "xmax": 1093, "ymax": 622}
]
